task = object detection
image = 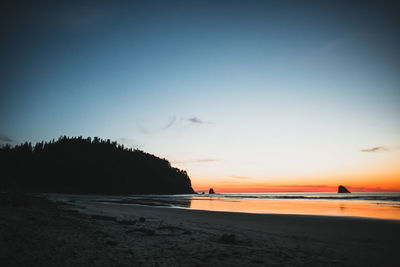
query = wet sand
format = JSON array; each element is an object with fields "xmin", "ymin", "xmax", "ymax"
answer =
[{"xmin": 1, "ymin": 193, "xmax": 399, "ymax": 266}]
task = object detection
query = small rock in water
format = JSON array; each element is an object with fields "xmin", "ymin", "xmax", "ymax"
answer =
[
  {"xmin": 338, "ymin": 185, "xmax": 351, "ymax": 193},
  {"xmin": 209, "ymin": 188, "xmax": 215, "ymax": 194}
]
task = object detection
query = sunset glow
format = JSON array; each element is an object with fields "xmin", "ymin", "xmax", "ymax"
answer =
[
  {"xmin": 1, "ymin": 0, "xmax": 399, "ymax": 193},
  {"xmin": 188, "ymin": 197, "xmax": 400, "ymax": 220},
  {"xmin": 179, "ymin": 153, "xmax": 400, "ymax": 192},
  {"xmin": 2, "ymin": 2, "xmax": 400, "ymax": 267}
]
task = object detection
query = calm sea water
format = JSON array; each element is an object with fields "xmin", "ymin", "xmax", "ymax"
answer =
[{"xmin": 48, "ymin": 192, "xmax": 400, "ymax": 220}]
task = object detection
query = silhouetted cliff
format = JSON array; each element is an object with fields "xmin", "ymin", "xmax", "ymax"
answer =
[{"xmin": 0, "ymin": 136, "xmax": 195, "ymax": 194}]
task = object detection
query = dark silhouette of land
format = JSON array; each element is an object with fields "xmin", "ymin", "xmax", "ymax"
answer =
[
  {"xmin": 338, "ymin": 185, "xmax": 351, "ymax": 193},
  {"xmin": 0, "ymin": 136, "xmax": 195, "ymax": 194}
]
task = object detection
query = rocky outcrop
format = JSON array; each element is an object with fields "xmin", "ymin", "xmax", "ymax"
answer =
[
  {"xmin": 209, "ymin": 188, "xmax": 215, "ymax": 194},
  {"xmin": 338, "ymin": 185, "xmax": 351, "ymax": 193}
]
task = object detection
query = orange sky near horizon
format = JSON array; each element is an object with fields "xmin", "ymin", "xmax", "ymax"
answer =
[
  {"xmin": 171, "ymin": 144, "xmax": 400, "ymax": 193},
  {"xmin": 189, "ymin": 170, "xmax": 400, "ymax": 193},
  {"xmin": 192, "ymin": 182, "xmax": 400, "ymax": 193},
  {"xmin": 193, "ymin": 185, "xmax": 400, "ymax": 193}
]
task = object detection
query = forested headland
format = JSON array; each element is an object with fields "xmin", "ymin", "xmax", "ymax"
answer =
[{"xmin": 0, "ymin": 136, "xmax": 195, "ymax": 194}]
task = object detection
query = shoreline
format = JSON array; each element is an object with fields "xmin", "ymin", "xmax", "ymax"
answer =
[
  {"xmin": 90, "ymin": 200, "xmax": 400, "ymax": 222},
  {"xmin": 74, "ymin": 199, "xmax": 400, "ymax": 233},
  {"xmin": 71, "ymin": 197, "xmax": 400, "ymax": 266},
  {"xmin": 45, "ymin": 192, "xmax": 400, "ymax": 220},
  {"xmin": 2, "ymin": 193, "xmax": 400, "ymax": 266}
]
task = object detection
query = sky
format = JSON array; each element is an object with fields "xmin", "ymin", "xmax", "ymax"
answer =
[{"xmin": 1, "ymin": 0, "xmax": 399, "ymax": 192}]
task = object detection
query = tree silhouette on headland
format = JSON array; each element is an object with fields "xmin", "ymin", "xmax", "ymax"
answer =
[{"xmin": 0, "ymin": 136, "xmax": 195, "ymax": 194}]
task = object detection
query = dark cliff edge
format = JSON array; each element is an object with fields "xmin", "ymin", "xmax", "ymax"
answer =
[{"xmin": 0, "ymin": 136, "xmax": 195, "ymax": 195}]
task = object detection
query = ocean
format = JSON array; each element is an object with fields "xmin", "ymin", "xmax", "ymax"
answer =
[{"xmin": 47, "ymin": 192, "xmax": 400, "ymax": 220}]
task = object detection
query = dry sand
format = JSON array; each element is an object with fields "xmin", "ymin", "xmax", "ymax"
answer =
[{"xmin": 1, "ymin": 193, "xmax": 399, "ymax": 267}]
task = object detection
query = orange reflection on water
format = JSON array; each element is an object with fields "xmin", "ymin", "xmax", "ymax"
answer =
[{"xmin": 189, "ymin": 197, "xmax": 400, "ymax": 220}]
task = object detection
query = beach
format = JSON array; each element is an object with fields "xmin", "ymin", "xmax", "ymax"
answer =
[{"xmin": 1, "ymin": 193, "xmax": 399, "ymax": 266}]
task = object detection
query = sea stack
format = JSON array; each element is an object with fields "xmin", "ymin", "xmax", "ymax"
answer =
[
  {"xmin": 209, "ymin": 188, "xmax": 215, "ymax": 194},
  {"xmin": 338, "ymin": 185, "xmax": 351, "ymax": 193}
]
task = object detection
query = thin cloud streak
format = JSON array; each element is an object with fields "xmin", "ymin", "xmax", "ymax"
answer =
[
  {"xmin": 185, "ymin": 117, "xmax": 213, "ymax": 124},
  {"xmin": 196, "ymin": 159, "xmax": 218, "ymax": 162},
  {"xmin": 319, "ymin": 32, "xmax": 377, "ymax": 53},
  {"xmin": 137, "ymin": 116, "xmax": 176, "ymax": 134},
  {"xmin": 232, "ymin": 175, "xmax": 250, "ymax": 179},
  {"xmin": 136, "ymin": 125, "xmax": 150, "ymax": 134},
  {"xmin": 163, "ymin": 116, "xmax": 176, "ymax": 129},
  {"xmin": 171, "ymin": 159, "xmax": 219, "ymax": 164},
  {"xmin": 0, "ymin": 134, "xmax": 14, "ymax": 143},
  {"xmin": 360, "ymin": 146, "xmax": 388, "ymax": 152},
  {"xmin": 188, "ymin": 117, "xmax": 203, "ymax": 124}
]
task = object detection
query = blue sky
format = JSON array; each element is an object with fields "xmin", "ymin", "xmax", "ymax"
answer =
[{"xmin": 1, "ymin": 0, "xmax": 399, "ymax": 190}]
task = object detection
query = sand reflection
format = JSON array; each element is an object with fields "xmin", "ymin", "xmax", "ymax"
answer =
[{"xmin": 188, "ymin": 197, "xmax": 400, "ymax": 220}]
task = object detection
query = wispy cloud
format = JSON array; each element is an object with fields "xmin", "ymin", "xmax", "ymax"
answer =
[
  {"xmin": 137, "ymin": 116, "xmax": 176, "ymax": 134},
  {"xmin": 188, "ymin": 117, "xmax": 203, "ymax": 124},
  {"xmin": 163, "ymin": 116, "xmax": 176, "ymax": 129},
  {"xmin": 185, "ymin": 117, "xmax": 213, "ymax": 124},
  {"xmin": 232, "ymin": 175, "xmax": 250, "ymax": 179},
  {"xmin": 137, "ymin": 125, "xmax": 150, "ymax": 134},
  {"xmin": 171, "ymin": 159, "xmax": 219, "ymax": 164},
  {"xmin": 0, "ymin": 134, "xmax": 14, "ymax": 143},
  {"xmin": 319, "ymin": 37, "xmax": 349, "ymax": 53},
  {"xmin": 195, "ymin": 159, "xmax": 218, "ymax": 163},
  {"xmin": 360, "ymin": 146, "xmax": 388, "ymax": 152},
  {"xmin": 138, "ymin": 116, "xmax": 211, "ymax": 134},
  {"xmin": 319, "ymin": 32, "xmax": 377, "ymax": 53}
]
